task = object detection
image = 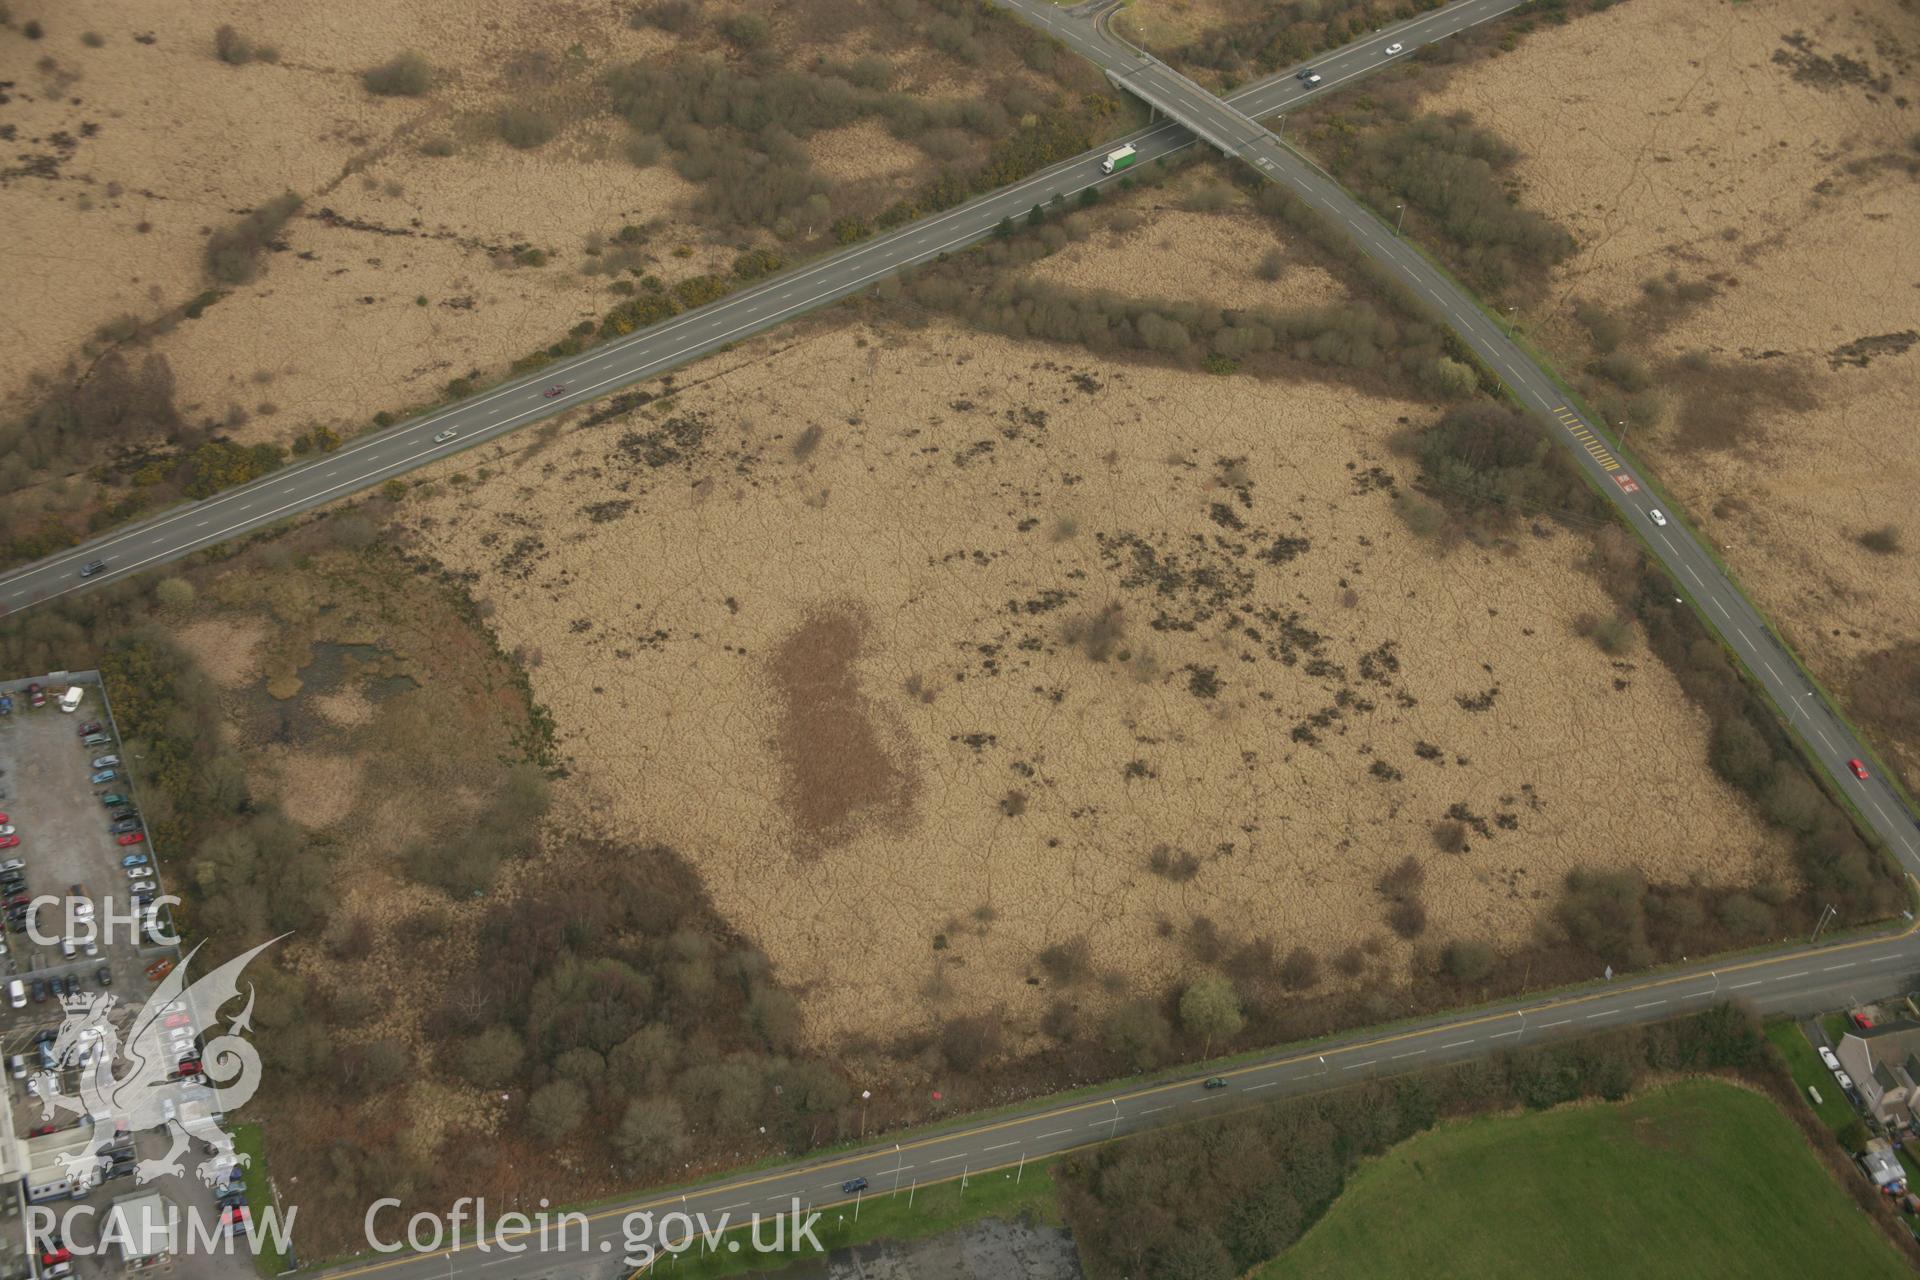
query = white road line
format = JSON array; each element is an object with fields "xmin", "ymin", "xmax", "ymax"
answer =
[
  {"xmin": 1489, "ymin": 1030, "xmax": 1521, "ymax": 1039},
  {"xmin": 1729, "ymin": 980, "xmax": 1762, "ymax": 990},
  {"xmin": 1683, "ymin": 990, "xmax": 1715, "ymax": 1000},
  {"xmin": 1539, "ymin": 1019, "xmax": 1571, "ymax": 1029},
  {"xmin": 1824, "ymin": 963, "xmax": 1856, "ymax": 972},
  {"xmin": 929, "ymin": 1154, "xmax": 967, "ymax": 1164},
  {"xmin": 1634, "ymin": 1001, "xmax": 1665, "ymax": 1010},
  {"xmin": 1035, "ymin": 1129, "xmax": 1072, "ymax": 1140},
  {"xmin": 1585, "ymin": 1011, "xmax": 1619, "ymax": 1020},
  {"xmin": 1782, "ymin": 971, "xmax": 1809, "ymax": 979},
  {"xmin": 719, "ymin": 1202, "xmax": 748, "ymax": 1211},
  {"xmin": 983, "ymin": 1141, "xmax": 1019, "ymax": 1152},
  {"xmin": 1245, "ymin": 1081, "xmax": 1277, "ymax": 1091},
  {"xmin": 1870, "ymin": 956, "xmax": 1903, "ymax": 965},
  {"xmin": 1440, "ymin": 1040, "xmax": 1474, "ymax": 1049},
  {"xmin": 1392, "ymin": 1049, "xmax": 1426, "ymax": 1059},
  {"xmin": 1140, "ymin": 1105, "xmax": 1170, "ymax": 1115},
  {"xmin": 1713, "ymin": 599, "xmax": 1729, "ymax": 618},
  {"xmin": 1344, "ymin": 1060, "xmax": 1377, "ymax": 1069}
]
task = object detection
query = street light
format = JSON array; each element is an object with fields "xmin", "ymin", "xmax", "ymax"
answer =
[
  {"xmin": 1394, "ymin": 203, "xmax": 1406, "ymax": 235},
  {"xmin": 859, "ymin": 1089, "xmax": 871, "ymax": 1139}
]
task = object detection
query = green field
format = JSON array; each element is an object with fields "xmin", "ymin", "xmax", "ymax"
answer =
[
  {"xmin": 1261, "ymin": 1080, "xmax": 1909, "ymax": 1280},
  {"xmin": 230, "ymin": 1123, "xmax": 291, "ymax": 1276},
  {"xmin": 1764, "ymin": 1019, "xmax": 1859, "ymax": 1137},
  {"xmin": 659, "ymin": 1160, "xmax": 1064, "ymax": 1278}
]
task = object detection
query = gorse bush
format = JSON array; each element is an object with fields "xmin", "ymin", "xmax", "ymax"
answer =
[
  {"xmin": 362, "ymin": 50, "xmax": 432, "ymax": 96},
  {"xmin": 204, "ymin": 193, "xmax": 303, "ymax": 284}
]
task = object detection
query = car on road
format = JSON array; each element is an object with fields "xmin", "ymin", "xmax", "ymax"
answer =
[
  {"xmin": 433, "ymin": 428, "xmax": 458, "ymax": 443},
  {"xmin": 1819, "ymin": 1046, "xmax": 1842, "ymax": 1072},
  {"xmin": 1848, "ymin": 759, "xmax": 1870, "ymax": 780},
  {"xmin": 78, "ymin": 559, "xmax": 107, "ymax": 578},
  {"xmin": 1296, "ymin": 67, "xmax": 1322, "ymax": 85},
  {"xmin": 840, "ymin": 1177, "xmax": 868, "ymax": 1195},
  {"xmin": 90, "ymin": 769, "xmax": 116, "ymax": 784},
  {"xmin": 1204, "ymin": 1076, "xmax": 1228, "ymax": 1090},
  {"xmin": 1383, "ymin": 42, "xmax": 1404, "ymax": 55},
  {"xmin": 116, "ymin": 832, "xmax": 145, "ymax": 847},
  {"xmin": 1648, "ymin": 509, "xmax": 1667, "ymax": 527},
  {"xmin": 90, "ymin": 755, "xmax": 120, "ymax": 770},
  {"xmin": 121, "ymin": 855, "xmax": 150, "ymax": 869},
  {"xmin": 544, "ymin": 384, "xmax": 567, "ymax": 398}
]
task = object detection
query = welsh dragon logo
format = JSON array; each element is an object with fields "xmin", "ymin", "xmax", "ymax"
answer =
[{"xmin": 31, "ymin": 937, "xmax": 282, "ymax": 1188}]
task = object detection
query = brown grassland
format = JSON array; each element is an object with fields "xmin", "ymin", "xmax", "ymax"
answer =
[{"xmin": 1397, "ymin": 0, "xmax": 1920, "ymax": 793}]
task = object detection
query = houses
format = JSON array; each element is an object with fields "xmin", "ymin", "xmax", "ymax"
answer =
[{"xmin": 1834, "ymin": 1021, "xmax": 1920, "ymax": 1130}]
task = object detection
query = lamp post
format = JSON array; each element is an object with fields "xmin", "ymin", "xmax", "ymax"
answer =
[
  {"xmin": 1394, "ymin": 203, "xmax": 1406, "ymax": 235},
  {"xmin": 859, "ymin": 1089, "xmax": 870, "ymax": 1139}
]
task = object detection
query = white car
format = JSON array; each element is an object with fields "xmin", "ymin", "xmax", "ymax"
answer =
[
  {"xmin": 1384, "ymin": 42, "xmax": 1404, "ymax": 56},
  {"xmin": 1819, "ymin": 1046, "xmax": 1842, "ymax": 1072},
  {"xmin": 1648, "ymin": 509, "xmax": 1668, "ymax": 527},
  {"xmin": 1835, "ymin": 1069, "xmax": 1856, "ymax": 1092},
  {"xmin": 433, "ymin": 429, "xmax": 458, "ymax": 443},
  {"xmin": 0, "ymin": 826, "xmax": 13, "ymax": 836},
  {"xmin": 128, "ymin": 880, "xmax": 156, "ymax": 894},
  {"xmin": 0, "ymin": 860, "xmax": 22, "ymax": 873}
]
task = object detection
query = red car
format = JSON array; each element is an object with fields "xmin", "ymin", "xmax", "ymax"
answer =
[
  {"xmin": 30, "ymin": 1124, "xmax": 56, "ymax": 1136},
  {"xmin": 115, "ymin": 832, "xmax": 144, "ymax": 846},
  {"xmin": 40, "ymin": 1248, "xmax": 70, "ymax": 1266},
  {"xmin": 221, "ymin": 1205, "xmax": 250, "ymax": 1225},
  {"xmin": 164, "ymin": 1013, "xmax": 192, "ymax": 1029},
  {"xmin": 5, "ymin": 895, "xmax": 27, "ymax": 908},
  {"xmin": 543, "ymin": 384, "xmax": 566, "ymax": 397},
  {"xmin": 25, "ymin": 683, "xmax": 43, "ymax": 707},
  {"xmin": 177, "ymin": 1059, "xmax": 203, "ymax": 1077},
  {"xmin": 1848, "ymin": 758, "xmax": 1870, "ymax": 780},
  {"xmin": 1855, "ymin": 1012, "xmax": 1877, "ymax": 1030},
  {"xmin": 0, "ymin": 836, "xmax": 19, "ymax": 850}
]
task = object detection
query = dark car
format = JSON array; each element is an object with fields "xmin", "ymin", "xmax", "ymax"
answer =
[
  {"xmin": 76, "ymin": 721, "xmax": 102, "ymax": 737},
  {"xmin": 218, "ymin": 1189, "xmax": 246, "ymax": 1209},
  {"xmin": 1204, "ymin": 1076, "xmax": 1228, "ymax": 1090},
  {"xmin": 95, "ymin": 965, "xmax": 111, "ymax": 987},
  {"xmin": 30, "ymin": 980, "xmax": 46, "ymax": 1003},
  {"xmin": 78, "ymin": 559, "xmax": 107, "ymax": 578},
  {"xmin": 108, "ymin": 806, "xmax": 137, "ymax": 821},
  {"xmin": 109, "ymin": 819, "xmax": 141, "ymax": 835},
  {"xmin": 1297, "ymin": 67, "xmax": 1323, "ymax": 85},
  {"xmin": 840, "ymin": 1177, "xmax": 868, "ymax": 1195}
]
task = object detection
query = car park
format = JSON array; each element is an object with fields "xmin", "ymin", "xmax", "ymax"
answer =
[
  {"xmin": 116, "ymin": 832, "xmax": 145, "ymax": 846},
  {"xmin": 90, "ymin": 769, "xmax": 116, "ymax": 784}
]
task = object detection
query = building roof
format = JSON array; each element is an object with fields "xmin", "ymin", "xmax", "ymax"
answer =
[{"xmin": 106, "ymin": 1190, "xmax": 174, "ymax": 1258}]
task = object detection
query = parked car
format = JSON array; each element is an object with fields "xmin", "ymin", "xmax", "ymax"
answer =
[
  {"xmin": 30, "ymin": 980, "xmax": 46, "ymax": 1003},
  {"xmin": 26, "ymin": 684, "xmax": 43, "ymax": 707},
  {"xmin": 109, "ymin": 819, "xmax": 140, "ymax": 835},
  {"xmin": 1854, "ymin": 1012, "xmax": 1877, "ymax": 1030},
  {"xmin": 128, "ymin": 880, "xmax": 156, "ymax": 894},
  {"xmin": 108, "ymin": 806, "xmax": 137, "ymax": 820},
  {"xmin": 1820, "ymin": 1046, "xmax": 1842, "ymax": 1072},
  {"xmin": 0, "ymin": 826, "xmax": 13, "ymax": 837},
  {"xmin": 89, "ymin": 770, "xmax": 116, "ymax": 785},
  {"xmin": 178, "ymin": 1059, "xmax": 204, "ymax": 1078},
  {"xmin": 90, "ymin": 755, "xmax": 120, "ymax": 770},
  {"xmin": 0, "ymin": 695, "xmax": 10, "ymax": 715},
  {"xmin": 0, "ymin": 836, "xmax": 18, "ymax": 850},
  {"xmin": 76, "ymin": 721, "xmax": 102, "ymax": 736},
  {"xmin": 99, "ymin": 793, "xmax": 128, "ymax": 808},
  {"xmin": 122, "ymin": 856, "xmax": 150, "ymax": 870},
  {"xmin": 95, "ymin": 965, "xmax": 111, "ymax": 987},
  {"xmin": 115, "ymin": 832, "xmax": 145, "ymax": 847},
  {"xmin": 0, "ymin": 859, "xmax": 23, "ymax": 872},
  {"xmin": 5, "ymin": 895, "xmax": 28, "ymax": 909}
]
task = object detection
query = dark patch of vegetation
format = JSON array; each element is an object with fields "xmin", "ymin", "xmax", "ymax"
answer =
[
  {"xmin": 362, "ymin": 50, "xmax": 432, "ymax": 97},
  {"xmin": 496, "ymin": 106, "xmax": 557, "ymax": 150},
  {"xmin": 204, "ymin": 192, "xmax": 303, "ymax": 285}
]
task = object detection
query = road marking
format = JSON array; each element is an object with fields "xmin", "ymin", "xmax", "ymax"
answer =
[
  {"xmin": 719, "ymin": 1202, "xmax": 748, "ymax": 1211},
  {"xmin": 1585, "ymin": 1011, "xmax": 1619, "ymax": 1020},
  {"xmin": 1140, "ymin": 1105, "xmax": 1170, "ymax": 1115},
  {"xmin": 1729, "ymin": 980, "xmax": 1763, "ymax": 990},
  {"xmin": 1683, "ymin": 990, "xmax": 1715, "ymax": 1000},
  {"xmin": 1870, "ymin": 955, "xmax": 1902, "ymax": 965},
  {"xmin": 1392, "ymin": 1049, "xmax": 1426, "ymax": 1059},
  {"xmin": 1245, "ymin": 1081, "xmax": 1277, "ymax": 1090},
  {"xmin": 1782, "ymin": 971, "xmax": 1809, "ymax": 979},
  {"xmin": 1634, "ymin": 1001, "xmax": 1666, "ymax": 1010},
  {"xmin": 1035, "ymin": 1129, "xmax": 1072, "ymax": 1140},
  {"xmin": 1489, "ymin": 1030, "xmax": 1521, "ymax": 1039},
  {"xmin": 1824, "ymin": 963, "xmax": 1856, "ymax": 972},
  {"xmin": 1440, "ymin": 1040, "xmax": 1474, "ymax": 1050},
  {"xmin": 982, "ymin": 1141, "xmax": 1019, "ymax": 1152},
  {"xmin": 1539, "ymin": 1019, "xmax": 1571, "ymax": 1029},
  {"xmin": 1344, "ymin": 1060, "xmax": 1377, "ymax": 1069},
  {"xmin": 929, "ymin": 1154, "xmax": 967, "ymax": 1164}
]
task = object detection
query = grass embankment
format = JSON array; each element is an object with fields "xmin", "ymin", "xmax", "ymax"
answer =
[
  {"xmin": 1261, "ymin": 1080, "xmax": 1908, "ymax": 1280},
  {"xmin": 230, "ymin": 1123, "xmax": 291, "ymax": 1276},
  {"xmin": 1763, "ymin": 1019, "xmax": 1858, "ymax": 1137},
  {"xmin": 656, "ymin": 1160, "xmax": 1063, "ymax": 1279}
]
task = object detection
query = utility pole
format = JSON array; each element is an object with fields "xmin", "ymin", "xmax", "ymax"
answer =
[
  {"xmin": 1811, "ymin": 903, "xmax": 1838, "ymax": 945},
  {"xmin": 1394, "ymin": 203, "xmax": 1406, "ymax": 235}
]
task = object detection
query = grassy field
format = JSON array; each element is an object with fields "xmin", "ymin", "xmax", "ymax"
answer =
[
  {"xmin": 1261, "ymin": 1080, "xmax": 1909, "ymax": 1280},
  {"xmin": 1765, "ymin": 1019, "xmax": 1859, "ymax": 1137},
  {"xmin": 659, "ymin": 1160, "xmax": 1065, "ymax": 1278},
  {"xmin": 230, "ymin": 1123, "xmax": 291, "ymax": 1276}
]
